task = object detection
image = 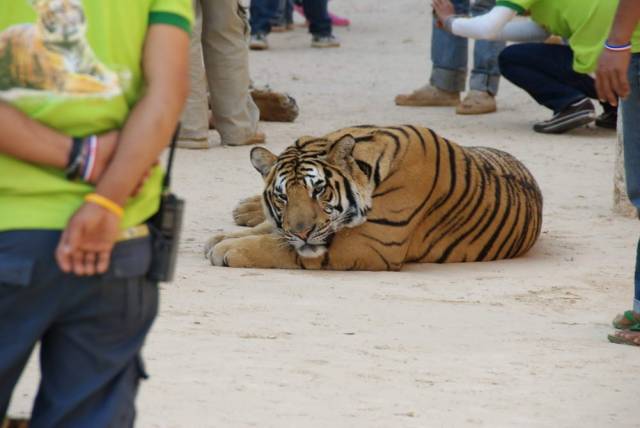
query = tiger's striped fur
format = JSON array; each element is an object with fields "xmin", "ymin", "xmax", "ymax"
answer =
[{"xmin": 205, "ymin": 125, "xmax": 543, "ymax": 271}]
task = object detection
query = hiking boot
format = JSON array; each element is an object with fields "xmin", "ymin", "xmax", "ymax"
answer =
[
  {"xmin": 251, "ymin": 87, "xmax": 299, "ymax": 122},
  {"xmin": 532, "ymin": 98, "xmax": 595, "ymax": 134},
  {"xmin": 456, "ymin": 90, "xmax": 497, "ymax": 115},
  {"xmin": 595, "ymin": 110, "xmax": 617, "ymax": 130},
  {"xmin": 224, "ymin": 132, "xmax": 266, "ymax": 147},
  {"xmin": 311, "ymin": 34, "xmax": 340, "ymax": 48},
  {"xmin": 250, "ymin": 33, "xmax": 269, "ymax": 50},
  {"xmin": 395, "ymin": 84, "xmax": 460, "ymax": 107}
]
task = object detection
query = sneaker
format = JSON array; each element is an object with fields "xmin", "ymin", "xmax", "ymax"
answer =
[
  {"xmin": 595, "ymin": 110, "xmax": 617, "ymax": 130},
  {"xmin": 311, "ymin": 34, "xmax": 340, "ymax": 48},
  {"xmin": 456, "ymin": 90, "xmax": 497, "ymax": 115},
  {"xmin": 533, "ymin": 98, "xmax": 595, "ymax": 134},
  {"xmin": 224, "ymin": 132, "xmax": 266, "ymax": 147},
  {"xmin": 250, "ymin": 33, "xmax": 268, "ymax": 50},
  {"xmin": 251, "ymin": 87, "xmax": 299, "ymax": 122},
  {"xmin": 395, "ymin": 84, "xmax": 460, "ymax": 107}
]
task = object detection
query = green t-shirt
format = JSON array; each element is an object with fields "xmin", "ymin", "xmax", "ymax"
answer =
[
  {"xmin": 497, "ymin": 0, "xmax": 640, "ymax": 73},
  {"xmin": 0, "ymin": 0, "xmax": 193, "ymax": 232}
]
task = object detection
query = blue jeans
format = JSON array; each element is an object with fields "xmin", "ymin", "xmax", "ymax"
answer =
[
  {"xmin": 499, "ymin": 43, "xmax": 604, "ymax": 113},
  {"xmin": 621, "ymin": 54, "xmax": 640, "ymax": 312},
  {"xmin": 251, "ymin": 0, "xmax": 331, "ymax": 36},
  {"xmin": 0, "ymin": 231, "xmax": 158, "ymax": 427},
  {"xmin": 430, "ymin": 0, "xmax": 504, "ymax": 95},
  {"xmin": 250, "ymin": 0, "xmax": 280, "ymax": 35}
]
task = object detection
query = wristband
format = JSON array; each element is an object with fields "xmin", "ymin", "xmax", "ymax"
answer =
[
  {"xmin": 84, "ymin": 193, "xmax": 124, "ymax": 218},
  {"xmin": 65, "ymin": 137, "xmax": 85, "ymax": 179},
  {"xmin": 81, "ymin": 135, "xmax": 98, "ymax": 181},
  {"xmin": 604, "ymin": 41, "xmax": 632, "ymax": 52}
]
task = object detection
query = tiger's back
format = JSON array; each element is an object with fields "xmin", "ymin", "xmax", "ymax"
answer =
[{"xmin": 322, "ymin": 125, "xmax": 543, "ymax": 265}]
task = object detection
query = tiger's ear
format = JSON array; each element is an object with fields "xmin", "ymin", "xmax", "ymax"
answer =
[
  {"xmin": 250, "ymin": 147, "xmax": 278, "ymax": 177},
  {"xmin": 326, "ymin": 135, "xmax": 356, "ymax": 167}
]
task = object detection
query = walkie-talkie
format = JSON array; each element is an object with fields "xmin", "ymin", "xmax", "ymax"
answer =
[{"xmin": 147, "ymin": 126, "xmax": 185, "ymax": 282}]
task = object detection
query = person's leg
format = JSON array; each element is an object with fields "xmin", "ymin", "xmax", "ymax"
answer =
[
  {"xmin": 250, "ymin": 0, "xmax": 279, "ymax": 35},
  {"xmin": 0, "ymin": 231, "xmax": 61, "ymax": 420},
  {"xmin": 302, "ymin": 0, "xmax": 331, "ymax": 36},
  {"xmin": 177, "ymin": 0, "xmax": 210, "ymax": 148},
  {"xmin": 609, "ymin": 58, "xmax": 640, "ymax": 345},
  {"xmin": 30, "ymin": 236, "xmax": 159, "ymax": 427},
  {"xmin": 499, "ymin": 43, "xmax": 597, "ymax": 133},
  {"xmin": 201, "ymin": 0, "xmax": 262, "ymax": 146},
  {"xmin": 468, "ymin": 0, "xmax": 503, "ymax": 96},
  {"xmin": 395, "ymin": 0, "xmax": 468, "ymax": 106}
]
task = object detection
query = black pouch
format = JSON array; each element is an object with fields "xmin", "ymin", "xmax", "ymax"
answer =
[{"xmin": 146, "ymin": 127, "xmax": 185, "ymax": 283}]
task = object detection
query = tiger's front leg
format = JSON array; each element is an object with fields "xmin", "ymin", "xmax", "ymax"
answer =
[
  {"xmin": 209, "ymin": 234, "xmax": 301, "ymax": 269},
  {"xmin": 204, "ymin": 221, "xmax": 273, "ymax": 259}
]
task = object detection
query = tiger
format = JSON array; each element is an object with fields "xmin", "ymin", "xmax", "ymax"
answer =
[
  {"xmin": 204, "ymin": 125, "xmax": 543, "ymax": 271},
  {"xmin": 0, "ymin": 0, "xmax": 120, "ymax": 96}
]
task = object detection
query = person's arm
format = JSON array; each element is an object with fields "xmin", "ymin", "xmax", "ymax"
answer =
[
  {"xmin": 55, "ymin": 24, "xmax": 190, "ymax": 275},
  {"xmin": 0, "ymin": 102, "xmax": 119, "ymax": 182},
  {"xmin": 596, "ymin": 0, "xmax": 640, "ymax": 106}
]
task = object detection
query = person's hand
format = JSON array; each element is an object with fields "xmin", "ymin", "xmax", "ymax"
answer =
[
  {"xmin": 432, "ymin": 0, "xmax": 456, "ymax": 24},
  {"xmin": 596, "ymin": 48, "xmax": 631, "ymax": 106},
  {"xmin": 55, "ymin": 202, "xmax": 121, "ymax": 276}
]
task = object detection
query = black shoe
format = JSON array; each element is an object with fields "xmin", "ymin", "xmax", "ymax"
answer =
[
  {"xmin": 533, "ymin": 98, "xmax": 595, "ymax": 134},
  {"xmin": 595, "ymin": 110, "xmax": 617, "ymax": 130}
]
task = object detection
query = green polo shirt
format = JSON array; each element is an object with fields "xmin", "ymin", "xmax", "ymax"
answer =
[
  {"xmin": 497, "ymin": 0, "xmax": 640, "ymax": 73},
  {"xmin": 0, "ymin": 0, "xmax": 193, "ymax": 231}
]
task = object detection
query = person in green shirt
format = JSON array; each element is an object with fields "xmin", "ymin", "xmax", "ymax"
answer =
[
  {"xmin": 433, "ymin": 0, "xmax": 631, "ymax": 134},
  {"xmin": 596, "ymin": 0, "xmax": 640, "ymax": 347},
  {"xmin": 0, "ymin": 0, "xmax": 192, "ymax": 425}
]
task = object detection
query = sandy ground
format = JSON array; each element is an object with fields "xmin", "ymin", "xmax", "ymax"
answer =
[{"xmin": 9, "ymin": 0, "xmax": 640, "ymax": 426}]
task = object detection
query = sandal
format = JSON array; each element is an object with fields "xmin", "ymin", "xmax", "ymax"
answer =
[
  {"xmin": 612, "ymin": 310, "xmax": 640, "ymax": 330},
  {"xmin": 608, "ymin": 330, "xmax": 640, "ymax": 346}
]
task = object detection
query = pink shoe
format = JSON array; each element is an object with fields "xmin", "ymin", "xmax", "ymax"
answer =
[
  {"xmin": 294, "ymin": 4, "xmax": 351, "ymax": 27},
  {"xmin": 329, "ymin": 12, "xmax": 350, "ymax": 26}
]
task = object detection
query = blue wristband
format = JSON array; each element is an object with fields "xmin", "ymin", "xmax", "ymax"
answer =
[{"xmin": 605, "ymin": 41, "xmax": 632, "ymax": 51}]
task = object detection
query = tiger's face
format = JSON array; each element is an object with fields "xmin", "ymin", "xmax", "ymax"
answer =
[
  {"xmin": 251, "ymin": 135, "xmax": 372, "ymax": 258},
  {"xmin": 32, "ymin": 0, "xmax": 86, "ymax": 45}
]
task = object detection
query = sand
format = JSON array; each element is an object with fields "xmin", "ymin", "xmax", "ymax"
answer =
[{"xmin": 8, "ymin": 1, "xmax": 640, "ymax": 426}]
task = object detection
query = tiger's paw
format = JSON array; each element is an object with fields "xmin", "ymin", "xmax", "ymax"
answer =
[
  {"xmin": 204, "ymin": 233, "xmax": 233, "ymax": 259},
  {"xmin": 232, "ymin": 195, "xmax": 265, "ymax": 227},
  {"xmin": 208, "ymin": 238, "xmax": 254, "ymax": 267}
]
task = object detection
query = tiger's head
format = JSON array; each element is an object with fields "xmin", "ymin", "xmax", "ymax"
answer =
[
  {"xmin": 251, "ymin": 135, "xmax": 373, "ymax": 258},
  {"xmin": 31, "ymin": 0, "xmax": 86, "ymax": 45}
]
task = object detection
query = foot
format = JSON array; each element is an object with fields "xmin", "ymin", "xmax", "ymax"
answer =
[
  {"xmin": 532, "ymin": 98, "xmax": 595, "ymax": 134},
  {"xmin": 329, "ymin": 11, "xmax": 350, "ymax": 26},
  {"xmin": 251, "ymin": 87, "xmax": 299, "ymax": 122},
  {"xmin": 311, "ymin": 34, "xmax": 340, "ymax": 48},
  {"xmin": 612, "ymin": 310, "xmax": 640, "ymax": 329},
  {"xmin": 595, "ymin": 110, "xmax": 617, "ymax": 130},
  {"xmin": 456, "ymin": 90, "xmax": 497, "ymax": 115},
  {"xmin": 250, "ymin": 33, "xmax": 269, "ymax": 50},
  {"xmin": 608, "ymin": 330, "xmax": 640, "ymax": 347},
  {"xmin": 395, "ymin": 84, "xmax": 460, "ymax": 107},
  {"xmin": 223, "ymin": 132, "xmax": 266, "ymax": 147},
  {"xmin": 177, "ymin": 137, "xmax": 210, "ymax": 149}
]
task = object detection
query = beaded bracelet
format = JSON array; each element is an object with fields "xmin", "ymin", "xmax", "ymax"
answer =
[
  {"xmin": 84, "ymin": 193, "xmax": 124, "ymax": 218},
  {"xmin": 604, "ymin": 41, "xmax": 632, "ymax": 52}
]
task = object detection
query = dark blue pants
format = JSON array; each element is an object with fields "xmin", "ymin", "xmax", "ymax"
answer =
[
  {"xmin": 498, "ymin": 43, "xmax": 601, "ymax": 113},
  {"xmin": 621, "ymin": 54, "xmax": 640, "ymax": 312},
  {"xmin": 0, "ymin": 230, "xmax": 158, "ymax": 428},
  {"xmin": 251, "ymin": 0, "xmax": 331, "ymax": 36}
]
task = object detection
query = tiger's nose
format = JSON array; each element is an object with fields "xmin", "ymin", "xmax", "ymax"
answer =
[{"xmin": 292, "ymin": 224, "xmax": 313, "ymax": 240}]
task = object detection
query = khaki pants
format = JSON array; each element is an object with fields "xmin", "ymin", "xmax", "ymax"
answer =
[{"xmin": 180, "ymin": 0, "xmax": 259, "ymax": 145}]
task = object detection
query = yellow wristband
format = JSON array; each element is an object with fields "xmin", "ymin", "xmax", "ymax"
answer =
[{"xmin": 84, "ymin": 193, "xmax": 124, "ymax": 218}]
